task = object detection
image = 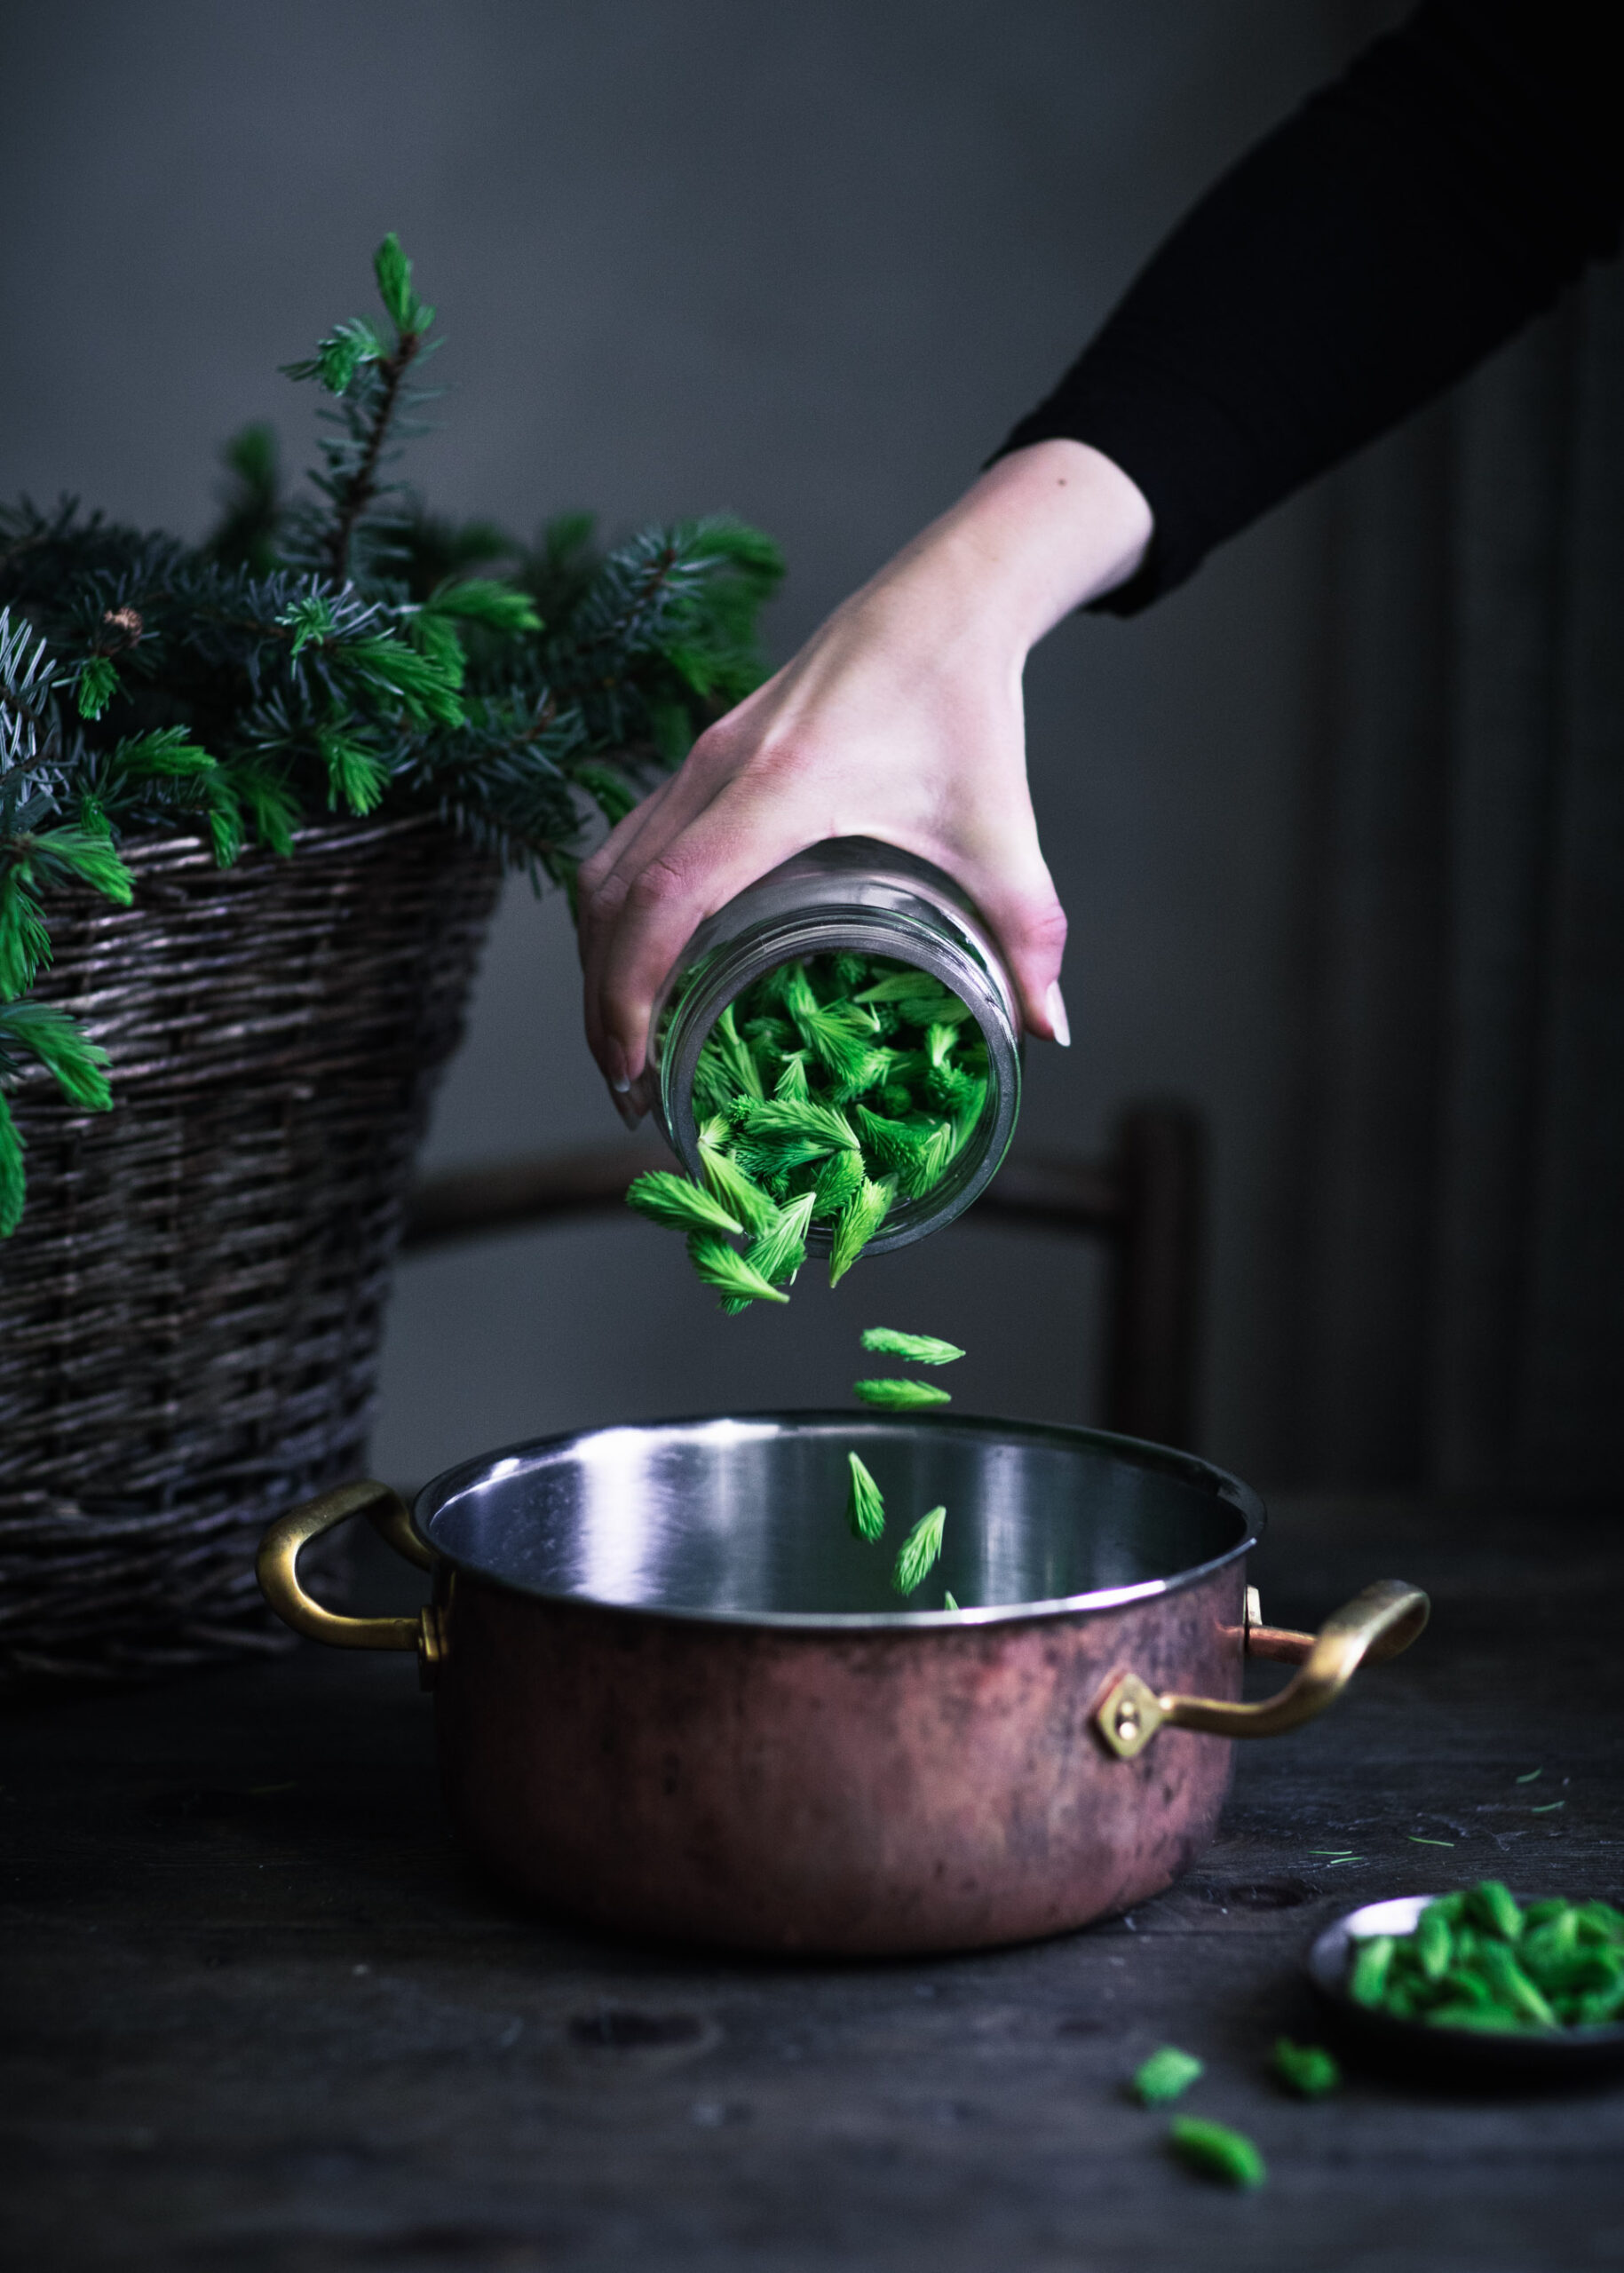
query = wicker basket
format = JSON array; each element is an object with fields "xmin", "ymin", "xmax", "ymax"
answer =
[{"xmin": 0, "ymin": 815, "xmax": 503, "ymax": 1688}]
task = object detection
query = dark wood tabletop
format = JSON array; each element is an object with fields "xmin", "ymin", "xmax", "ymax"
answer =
[{"xmin": 4, "ymin": 1493, "xmax": 1620, "ymax": 2273}]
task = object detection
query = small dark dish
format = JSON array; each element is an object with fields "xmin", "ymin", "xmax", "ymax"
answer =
[{"xmin": 1308, "ymin": 1895, "xmax": 1624, "ymax": 2086}]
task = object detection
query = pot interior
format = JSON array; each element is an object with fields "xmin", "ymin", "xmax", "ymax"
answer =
[{"xmin": 416, "ymin": 1414, "xmax": 1261, "ymax": 1627}]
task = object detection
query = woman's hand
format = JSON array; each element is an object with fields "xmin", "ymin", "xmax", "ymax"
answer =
[{"xmin": 576, "ymin": 439, "xmax": 1153, "ymax": 1121}]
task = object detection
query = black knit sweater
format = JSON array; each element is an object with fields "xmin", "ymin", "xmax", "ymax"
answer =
[{"xmin": 996, "ymin": 0, "xmax": 1622, "ymax": 612}]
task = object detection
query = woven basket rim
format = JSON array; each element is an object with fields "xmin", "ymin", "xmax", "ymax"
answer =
[{"xmin": 112, "ymin": 807, "xmax": 478, "ymax": 864}]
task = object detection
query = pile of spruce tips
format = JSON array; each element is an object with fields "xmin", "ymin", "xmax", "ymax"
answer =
[
  {"xmin": 1124, "ymin": 1881, "xmax": 1624, "ymax": 2192},
  {"xmin": 1349, "ymin": 1881, "xmax": 1624, "ymax": 2031},
  {"xmin": 625, "ymin": 949, "xmax": 989, "ymax": 1310}
]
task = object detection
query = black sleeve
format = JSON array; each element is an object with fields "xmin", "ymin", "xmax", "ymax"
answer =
[{"xmin": 994, "ymin": 0, "xmax": 1623, "ymax": 613}]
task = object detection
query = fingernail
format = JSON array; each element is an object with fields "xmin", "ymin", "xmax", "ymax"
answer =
[
  {"xmin": 1045, "ymin": 981, "xmax": 1071, "ymax": 1048},
  {"xmin": 606, "ymin": 1042, "xmax": 632, "ymax": 1095}
]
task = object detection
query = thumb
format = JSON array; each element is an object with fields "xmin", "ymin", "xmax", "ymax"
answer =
[{"xmin": 967, "ymin": 861, "xmax": 1070, "ymax": 1045}]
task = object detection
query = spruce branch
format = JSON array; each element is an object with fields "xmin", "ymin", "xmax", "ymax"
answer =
[
  {"xmin": 0, "ymin": 998, "xmax": 112, "ymax": 1108},
  {"xmin": 282, "ymin": 235, "xmax": 439, "ymax": 585},
  {"xmin": 0, "ymin": 821, "xmax": 133, "ymax": 995},
  {"xmin": 315, "ymin": 724, "xmax": 387, "ymax": 815},
  {"xmin": 0, "ymin": 234, "xmax": 781, "ymax": 1232},
  {"xmin": 316, "ymin": 331, "xmax": 423, "ymax": 585},
  {"xmin": 0, "ymin": 999, "xmax": 113, "ymax": 1235},
  {"xmin": 0, "ymin": 607, "xmax": 59, "ymax": 771},
  {"xmin": 0, "ymin": 876, "xmax": 50, "ymax": 998}
]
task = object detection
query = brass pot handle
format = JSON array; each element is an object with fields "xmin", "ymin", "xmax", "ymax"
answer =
[
  {"xmin": 1095, "ymin": 1579, "xmax": 1430, "ymax": 1760},
  {"xmin": 256, "ymin": 1481, "xmax": 444, "ymax": 1682}
]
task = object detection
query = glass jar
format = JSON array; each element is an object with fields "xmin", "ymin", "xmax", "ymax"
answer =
[{"xmin": 648, "ymin": 837, "xmax": 1022, "ymax": 1254}]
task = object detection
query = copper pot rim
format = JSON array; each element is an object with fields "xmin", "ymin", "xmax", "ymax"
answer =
[{"xmin": 407, "ymin": 1409, "xmax": 1266, "ymax": 1637}]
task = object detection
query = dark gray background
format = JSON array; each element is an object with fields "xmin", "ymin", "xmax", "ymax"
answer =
[{"xmin": 9, "ymin": 1, "xmax": 1613, "ymax": 1496}]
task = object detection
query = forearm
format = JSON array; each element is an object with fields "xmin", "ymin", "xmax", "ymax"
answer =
[
  {"xmin": 1000, "ymin": 0, "xmax": 1622, "ymax": 611},
  {"xmin": 852, "ymin": 440, "xmax": 1152, "ymax": 661}
]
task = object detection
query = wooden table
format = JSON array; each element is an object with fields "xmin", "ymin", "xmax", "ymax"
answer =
[{"xmin": 4, "ymin": 1494, "xmax": 1620, "ymax": 2271}]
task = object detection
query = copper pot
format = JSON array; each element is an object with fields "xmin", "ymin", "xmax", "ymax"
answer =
[{"xmin": 257, "ymin": 1414, "xmax": 1427, "ymax": 1956}]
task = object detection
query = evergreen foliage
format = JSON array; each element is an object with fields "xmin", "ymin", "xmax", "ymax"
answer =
[{"xmin": 0, "ymin": 234, "xmax": 782, "ymax": 1230}]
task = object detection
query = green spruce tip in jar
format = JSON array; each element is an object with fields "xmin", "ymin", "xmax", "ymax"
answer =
[{"xmin": 647, "ymin": 839, "xmax": 1023, "ymax": 1257}]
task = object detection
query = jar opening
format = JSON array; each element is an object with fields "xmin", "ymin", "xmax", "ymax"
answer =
[{"xmin": 655, "ymin": 926, "xmax": 1020, "ymax": 1255}]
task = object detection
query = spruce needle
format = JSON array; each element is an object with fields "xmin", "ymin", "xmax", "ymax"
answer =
[
  {"xmin": 901, "ymin": 1121, "xmax": 954, "ymax": 1197},
  {"xmin": 854, "ymin": 1104, "xmax": 930, "ymax": 1175},
  {"xmin": 796, "ymin": 1001, "xmax": 882, "ymax": 1087},
  {"xmin": 1271, "ymin": 2039, "xmax": 1340, "ymax": 2097},
  {"xmin": 854, "ymin": 970, "xmax": 953, "ymax": 1004},
  {"xmin": 854, "ymin": 1378, "xmax": 952, "ymax": 1411},
  {"xmin": 1167, "ymin": 2118, "xmax": 1266, "ymax": 2191},
  {"xmin": 773, "ymin": 1051, "xmax": 811, "ymax": 1102},
  {"xmin": 697, "ymin": 1137, "xmax": 778, "ymax": 1238},
  {"xmin": 845, "ymin": 1453, "xmax": 885, "ymax": 1542},
  {"xmin": 946, "ymin": 1076, "xmax": 987, "ymax": 1160},
  {"xmin": 712, "ymin": 1002, "xmax": 764, "ymax": 1100},
  {"xmin": 860, "ymin": 1327, "xmax": 966, "ymax": 1366},
  {"xmin": 828, "ymin": 1175, "xmax": 894, "ymax": 1286},
  {"xmin": 894, "ymin": 992, "xmax": 972, "ymax": 1027},
  {"xmin": 811, "ymin": 1145, "xmax": 866, "ymax": 1222},
  {"xmin": 891, "ymin": 1504, "xmax": 947, "ymax": 1595},
  {"xmin": 685, "ymin": 1232, "xmax": 789, "ymax": 1307},
  {"xmin": 624, "ymin": 1169, "xmax": 743, "ymax": 1238},
  {"xmin": 826, "ymin": 1041, "xmax": 893, "ymax": 1103},
  {"xmin": 1131, "ymin": 2046, "xmax": 1203, "ymax": 2104},
  {"xmin": 745, "ymin": 1191, "xmax": 815, "ymax": 1288},
  {"xmin": 780, "ymin": 962, "xmax": 820, "ymax": 1022},
  {"xmin": 1349, "ymin": 1935, "xmax": 1395, "ymax": 2005},
  {"xmin": 733, "ymin": 1097, "xmax": 860, "ymax": 1154},
  {"xmin": 732, "ymin": 1130, "xmax": 837, "ymax": 1179}
]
